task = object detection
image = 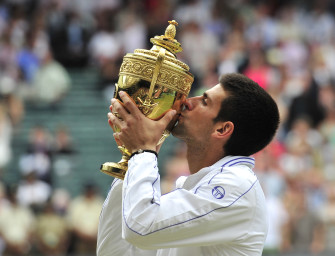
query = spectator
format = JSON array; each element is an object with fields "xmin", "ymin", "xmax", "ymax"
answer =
[
  {"xmin": 34, "ymin": 201, "xmax": 69, "ymax": 255},
  {"xmin": 52, "ymin": 125, "xmax": 77, "ymax": 177},
  {"xmin": 285, "ymin": 78, "xmax": 325, "ymax": 134},
  {"xmin": 0, "ymin": 29, "xmax": 18, "ymax": 70},
  {"xmin": 19, "ymin": 125, "xmax": 53, "ymax": 183},
  {"xmin": 45, "ymin": 0, "xmax": 69, "ymax": 66},
  {"xmin": 63, "ymin": 10, "xmax": 90, "ymax": 67},
  {"xmin": 284, "ymin": 117, "xmax": 323, "ymax": 155},
  {"xmin": 53, "ymin": 125, "xmax": 76, "ymax": 155},
  {"xmin": 174, "ymin": 0, "xmax": 212, "ymax": 27},
  {"xmin": 179, "ymin": 21, "xmax": 219, "ymax": 83},
  {"xmin": 1, "ymin": 91, "xmax": 25, "ymax": 128},
  {"xmin": 66, "ymin": 183, "xmax": 103, "ymax": 255},
  {"xmin": 0, "ymin": 186, "xmax": 35, "ymax": 256},
  {"xmin": 119, "ymin": 11, "xmax": 147, "ymax": 54},
  {"xmin": 16, "ymin": 171, "xmax": 52, "ymax": 213},
  {"xmin": 161, "ymin": 141, "xmax": 189, "ymax": 194},
  {"xmin": 0, "ymin": 102, "xmax": 12, "ymax": 172},
  {"xmin": 263, "ymin": 195, "xmax": 289, "ymax": 255},
  {"xmin": 87, "ymin": 10, "xmax": 123, "ymax": 89},
  {"xmin": 16, "ymin": 29, "xmax": 40, "ymax": 84},
  {"xmin": 51, "ymin": 188, "xmax": 71, "ymax": 216},
  {"xmin": 30, "ymin": 48, "xmax": 71, "ymax": 108},
  {"xmin": 318, "ymin": 182, "xmax": 335, "ymax": 254},
  {"xmin": 319, "ymin": 88, "xmax": 335, "ymax": 181},
  {"xmin": 218, "ymin": 31, "xmax": 247, "ymax": 75},
  {"xmin": 282, "ymin": 178, "xmax": 324, "ymax": 254},
  {"xmin": 0, "ymin": 182, "xmax": 9, "ymax": 255},
  {"xmin": 243, "ymin": 48, "xmax": 275, "ymax": 90}
]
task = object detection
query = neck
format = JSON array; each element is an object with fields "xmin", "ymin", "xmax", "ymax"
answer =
[{"xmin": 186, "ymin": 142, "xmax": 224, "ymax": 174}]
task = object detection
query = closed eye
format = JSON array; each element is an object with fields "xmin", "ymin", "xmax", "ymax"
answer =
[{"xmin": 202, "ymin": 93, "xmax": 208, "ymax": 106}]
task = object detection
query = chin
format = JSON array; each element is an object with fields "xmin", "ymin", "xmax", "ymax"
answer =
[
  {"xmin": 171, "ymin": 124, "xmax": 186, "ymax": 139},
  {"xmin": 171, "ymin": 124, "xmax": 182, "ymax": 137}
]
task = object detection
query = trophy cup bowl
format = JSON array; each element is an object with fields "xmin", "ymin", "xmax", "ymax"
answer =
[{"xmin": 100, "ymin": 20, "xmax": 194, "ymax": 179}]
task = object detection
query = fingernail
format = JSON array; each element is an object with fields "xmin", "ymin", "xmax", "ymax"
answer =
[{"xmin": 119, "ymin": 91, "xmax": 125, "ymax": 96}]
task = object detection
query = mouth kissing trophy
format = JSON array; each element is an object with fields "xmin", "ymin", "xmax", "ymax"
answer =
[{"xmin": 100, "ymin": 20, "xmax": 194, "ymax": 179}]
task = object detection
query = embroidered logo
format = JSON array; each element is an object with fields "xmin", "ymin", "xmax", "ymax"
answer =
[{"xmin": 212, "ymin": 186, "xmax": 225, "ymax": 199}]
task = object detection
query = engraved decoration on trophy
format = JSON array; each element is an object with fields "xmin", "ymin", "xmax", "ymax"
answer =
[{"xmin": 100, "ymin": 20, "xmax": 194, "ymax": 179}]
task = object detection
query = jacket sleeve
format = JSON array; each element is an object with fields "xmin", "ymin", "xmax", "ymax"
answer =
[
  {"xmin": 122, "ymin": 153, "xmax": 265, "ymax": 250},
  {"xmin": 97, "ymin": 178, "xmax": 157, "ymax": 256}
]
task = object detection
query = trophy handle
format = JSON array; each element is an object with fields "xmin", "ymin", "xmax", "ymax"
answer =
[
  {"xmin": 138, "ymin": 47, "xmax": 167, "ymax": 115},
  {"xmin": 148, "ymin": 47, "xmax": 166, "ymax": 99}
]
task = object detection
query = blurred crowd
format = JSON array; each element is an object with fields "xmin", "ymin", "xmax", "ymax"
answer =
[{"xmin": 0, "ymin": 0, "xmax": 335, "ymax": 255}]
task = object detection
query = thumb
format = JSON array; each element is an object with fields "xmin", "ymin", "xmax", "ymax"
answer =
[{"xmin": 160, "ymin": 109, "xmax": 177, "ymax": 127}]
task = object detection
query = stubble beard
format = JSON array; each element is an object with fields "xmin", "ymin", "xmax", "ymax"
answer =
[
  {"xmin": 171, "ymin": 123, "xmax": 182, "ymax": 138},
  {"xmin": 171, "ymin": 121, "xmax": 187, "ymax": 140}
]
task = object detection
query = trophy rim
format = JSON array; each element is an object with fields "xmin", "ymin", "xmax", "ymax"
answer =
[{"xmin": 134, "ymin": 49, "xmax": 190, "ymax": 71}]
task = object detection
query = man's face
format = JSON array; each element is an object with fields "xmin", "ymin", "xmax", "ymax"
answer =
[{"xmin": 172, "ymin": 84, "xmax": 227, "ymax": 144}]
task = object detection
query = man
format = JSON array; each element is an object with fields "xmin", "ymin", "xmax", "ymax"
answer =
[{"xmin": 97, "ymin": 73, "xmax": 280, "ymax": 255}]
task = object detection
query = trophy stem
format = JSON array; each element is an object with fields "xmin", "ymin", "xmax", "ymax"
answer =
[
  {"xmin": 100, "ymin": 154, "xmax": 129, "ymax": 180},
  {"xmin": 100, "ymin": 131, "xmax": 169, "ymax": 179},
  {"xmin": 158, "ymin": 130, "xmax": 170, "ymax": 145}
]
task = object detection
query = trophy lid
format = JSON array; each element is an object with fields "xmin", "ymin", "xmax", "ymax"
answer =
[
  {"xmin": 150, "ymin": 20, "xmax": 183, "ymax": 55},
  {"xmin": 118, "ymin": 20, "xmax": 193, "ymax": 96}
]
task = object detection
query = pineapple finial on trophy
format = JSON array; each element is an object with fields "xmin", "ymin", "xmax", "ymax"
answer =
[
  {"xmin": 150, "ymin": 20, "xmax": 182, "ymax": 55},
  {"xmin": 165, "ymin": 20, "xmax": 178, "ymax": 39}
]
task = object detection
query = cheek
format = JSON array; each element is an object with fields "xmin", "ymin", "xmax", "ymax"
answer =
[{"xmin": 192, "ymin": 117, "xmax": 214, "ymax": 135}]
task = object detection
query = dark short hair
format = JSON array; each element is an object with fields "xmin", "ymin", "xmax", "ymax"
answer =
[{"xmin": 214, "ymin": 73, "xmax": 280, "ymax": 156}]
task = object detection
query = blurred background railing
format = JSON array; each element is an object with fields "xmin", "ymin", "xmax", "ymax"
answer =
[{"xmin": 0, "ymin": 0, "xmax": 335, "ymax": 255}]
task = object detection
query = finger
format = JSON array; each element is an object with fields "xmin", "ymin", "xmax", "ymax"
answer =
[
  {"xmin": 109, "ymin": 104, "xmax": 113, "ymax": 112},
  {"xmin": 108, "ymin": 112, "xmax": 122, "ymax": 129},
  {"xmin": 111, "ymin": 98, "xmax": 129, "ymax": 119},
  {"xmin": 118, "ymin": 91, "xmax": 141, "ymax": 115},
  {"xmin": 108, "ymin": 119, "xmax": 113, "ymax": 129},
  {"xmin": 160, "ymin": 109, "xmax": 177, "ymax": 127},
  {"xmin": 108, "ymin": 119, "xmax": 118, "ymax": 133},
  {"xmin": 113, "ymin": 133, "xmax": 123, "ymax": 146}
]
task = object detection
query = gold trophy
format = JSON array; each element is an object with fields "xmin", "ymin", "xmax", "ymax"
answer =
[{"xmin": 100, "ymin": 20, "xmax": 194, "ymax": 179}]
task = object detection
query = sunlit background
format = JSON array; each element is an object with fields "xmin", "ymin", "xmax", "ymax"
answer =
[{"xmin": 0, "ymin": 0, "xmax": 335, "ymax": 255}]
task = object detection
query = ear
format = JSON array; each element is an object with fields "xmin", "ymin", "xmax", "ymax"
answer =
[{"xmin": 212, "ymin": 121, "xmax": 234, "ymax": 139}]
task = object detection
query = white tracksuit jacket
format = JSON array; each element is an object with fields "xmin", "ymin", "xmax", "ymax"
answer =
[{"xmin": 97, "ymin": 153, "xmax": 268, "ymax": 256}]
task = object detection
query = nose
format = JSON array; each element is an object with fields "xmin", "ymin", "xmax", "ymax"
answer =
[{"xmin": 182, "ymin": 97, "xmax": 195, "ymax": 111}]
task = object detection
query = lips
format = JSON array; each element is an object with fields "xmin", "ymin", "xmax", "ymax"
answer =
[{"xmin": 173, "ymin": 114, "xmax": 182, "ymax": 126}]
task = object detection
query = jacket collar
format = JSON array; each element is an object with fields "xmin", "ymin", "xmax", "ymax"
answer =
[
  {"xmin": 210, "ymin": 155, "xmax": 255, "ymax": 170},
  {"xmin": 179, "ymin": 155, "xmax": 255, "ymax": 190}
]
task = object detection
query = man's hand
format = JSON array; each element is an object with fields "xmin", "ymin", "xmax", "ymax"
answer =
[{"xmin": 108, "ymin": 91, "xmax": 176, "ymax": 154}]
